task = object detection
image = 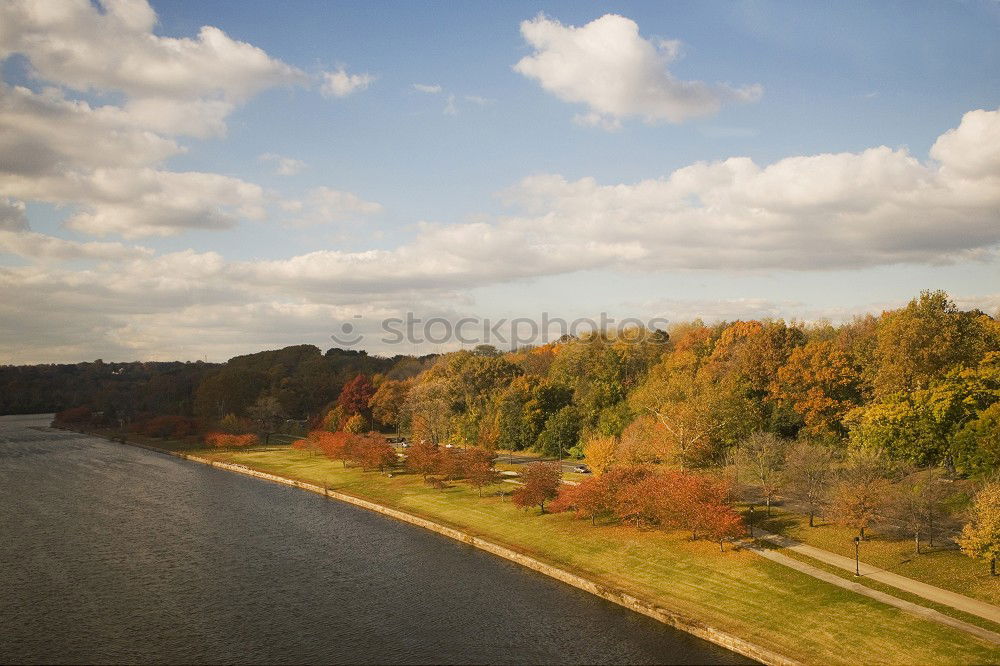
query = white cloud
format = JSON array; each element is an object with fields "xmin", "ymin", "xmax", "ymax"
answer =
[
  {"xmin": 444, "ymin": 94, "xmax": 458, "ymax": 115},
  {"xmin": 514, "ymin": 14, "xmax": 762, "ymax": 128},
  {"xmin": 259, "ymin": 153, "xmax": 306, "ymax": 176},
  {"xmin": 321, "ymin": 67, "xmax": 375, "ymax": 98},
  {"xmin": 0, "ymin": 229, "xmax": 152, "ymax": 261},
  {"xmin": 284, "ymin": 186, "xmax": 383, "ymax": 226},
  {"xmin": 464, "ymin": 95, "xmax": 493, "ymax": 106},
  {"xmin": 2, "ymin": 104, "xmax": 1000, "ymax": 362},
  {"xmin": 0, "ymin": 0, "xmax": 307, "ymax": 103},
  {"xmin": 0, "ymin": 197, "xmax": 27, "ymax": 231},
  {"xmin": 0, "ymin": 1, "xmax": 325, "ymax": 238},
  {"xmin": 413, "ymin": 83, "xmax": 443, "ymax": 94}
]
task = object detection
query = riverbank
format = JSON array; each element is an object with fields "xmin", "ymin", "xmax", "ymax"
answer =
[{"xmin": 90, "ymin": 433, "xmax": 999, "ymax": 665}]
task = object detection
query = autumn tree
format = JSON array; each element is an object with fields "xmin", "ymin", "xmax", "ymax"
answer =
[
  {"xmin": 512, "ymin": 462, "xmax": 562, "ymax": 514},
  {"xmin": 402, "ymin": 379, "xmax": 452, "ymax": 445},
  {"xmin": 883, "ymin": 469, "xmax": 953, "ymax": 554},
  {"xmin": 405, "ymin": 440, "xmax": 440, "ymax": 480},
  {"xmin": 356, "ymin": 433, "xmax": 396, "ymax": 472},
  {"xmin": 959, "ymin": 480, "xmax": 1000, "ymax": 576},
  {"xmin": 551, "ymin": 476, "xmax": 616, "ymax": 524},
  {"xmin": 369, "ymin": 379, "xmax": 409, "ymax": 433},
  {"xmin": 337, "ymin": 374, "xmax": 376, "ymax": 420},
  {"xmin": 734, "ymin": 432, "xmax": 787, "ymax": 515},
  {"xmin": 773, "ymin": 339, "xmax": 862, "ymax": 438},
  {"xmin": 874, "ymin": 290, "xmax": 988, "ymax": 397},
  {"xmin": 582, "ymin": 436, "xmax": 617, "ymax": 475},
  {"xmin": 830, "ymin": 450, "xmax": 894, "ymax": 539},
  {"xmin": 466, "ymin": 448, "xmax": 500, "ymax": 497},
  {"xmin": 344, "ymin": 413, "xmax": 365, "ymax": 434},
  {"xmin": 783, "ymin": 439, "xmax": 835, "ymax": 526}
]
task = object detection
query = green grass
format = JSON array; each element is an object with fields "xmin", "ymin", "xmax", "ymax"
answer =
[
  {"xmin": 757, "ymin": 507, "xmax": 1000, "ymax": 606},
  {"xmin": 779, "ymin": 549, "xmax": 1000, "ymax": 635},
  {"xmin": 194, "ymin": 446, "xmax": 998, "ymax": 665}
]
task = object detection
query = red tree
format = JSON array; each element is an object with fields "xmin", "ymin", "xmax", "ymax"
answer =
[
  {"xmin": 512, "ymin": 462, "xmax": 562, "ymax": 514},
  {"xmin": 406, "ymin": 440, "xmax": 440, "ymax": 479},
  {"xmin": 337, "ymin": 374, "xmax": 375, "ymax": 417}
]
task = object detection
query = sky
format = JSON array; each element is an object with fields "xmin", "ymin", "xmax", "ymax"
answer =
[{"xmin": 1, "ymin": 0, "xmax": 999, "ymax": 363}]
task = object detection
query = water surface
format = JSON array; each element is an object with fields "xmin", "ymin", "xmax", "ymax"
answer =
[{"xmin": 0, "ymin": 414, "xmax": 752, "ymax": 664}]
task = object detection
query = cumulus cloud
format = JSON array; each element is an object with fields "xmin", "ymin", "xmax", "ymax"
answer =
[
  {"xmin": 0, "ymin": 198, "xmax": 28, "ymax": 231},
  {"xmin": 259, "ymin": 153, "xmax": 306, "ymax": 176},
  {"xmin": 515, "ymin": 14, "xmax": 762, "ymax": 128},
  {"xmin": 0, "ymin": 0, "xmax": 307, "ymax": 104},
  {"xmin": 3, "ymin": 103, "xmax": 1000, "ymax": 362},
  {"xmin": 0, "ymin": 0, "xmax": 372, "ymax": 238},
  {"xmin": 0, "ymin": 229, "xmax": 153, "ymax": 261},
  {"xmin": 283, "ymin": 186, "xmax": 383, "ymax": 226},
  {"xmin": 321, "ymin": 67, "xmax": 375, "ymax": 97}
]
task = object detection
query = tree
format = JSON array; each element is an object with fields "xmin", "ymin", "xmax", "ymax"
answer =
[
  {"xmin": 773, "ymin": 340, "xmax": 862, "ymax": 438},
  {"xmin": 830, "ymin": 450, "xmax": 893, "ymax": 539},
  {"xmin": 884, "ymin": 469, "xmax": 953, "ymax": 554},
  {"xmin": 337, "ymin": 374, "xmax": 376, "ymax": 418},
  {"xmin": 582, "ymin": 436, "xmax": 617, "ymax": 475},
  {"xmin": 959, "ymin": 481, "xmax": 1000, "ymax": 576},
  {"xmin": 466, "ymin": 448, "xmax": 500, "ymax": 497},
  {"xmin": 402, "ymin": 379, "xmax": 452, "ymax": 445},
  {"xmin": 536, "ymin": 406, "xmax": 581, "ymax": 458},
  {"xmin": 247, "ymin": 394, "xmax": 283, "ymax": 432},
  {"xmin": 734, "ymin": 432, "xmax": 787, "ymax": 515},
  {"xmin": 702, "ymin": 501, "xmax": 746, "ymax": 552},
  {"xmin": 551, "ymin": 476, "xmax": 616, "ymax": 525},
  {"xmin": 369, "ymin": 379, "xmax": 409, "ymax": 433},
  {"xmin": 344, "ymin": 413, "xmax": 366, "ymax": 434},
  {"xmin": 512, "ymin": 462, "xmax": 561, "ymax": 514},
  {"xmin": 874, "ymin": 290, "xmax": 988, "ymax": 397},
  {"xmin": 954, "ymin": 403, "xmax": 1000, "ymax": 477},
  {"xmin": 356, "ymin": 433, "xmax": 396, "ymax": 471},
  {"xmin": 405, "ymin": 440, "xmax": 440, "ymax": 480},
  {"xmin": 783, "ymin": 439, "xmax": 835, "ymax": 527}
]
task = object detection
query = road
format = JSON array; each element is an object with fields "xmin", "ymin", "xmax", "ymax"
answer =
[{"xmin": 499, "ymin": 453, "xmax": 587, "ymax": 475}]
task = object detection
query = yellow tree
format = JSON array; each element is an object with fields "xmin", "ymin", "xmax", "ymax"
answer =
[
  {"xmin": 959, "ymin": 481, "xmax": 1000, "ymax": 576},
  {"xmin": 582, "ymin": 436, "xmax": 617, "ymax": 475},
  {"xmin": 874, "ymin": 290, "xmax": 989, "ymax": 397}
]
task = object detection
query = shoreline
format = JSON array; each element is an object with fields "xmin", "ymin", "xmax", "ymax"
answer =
[{"xmin": 91, "ymin": 431, "xmax": 793, "ymax": 666}]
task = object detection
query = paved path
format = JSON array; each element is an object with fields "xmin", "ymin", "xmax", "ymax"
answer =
[
  {"xmin": 759, "ymin": 532, "xmax": 1000, "ymax": 625},
  {"xmin": 751, "ymin": 544, "xmax": 1000, "ymax": 645}
]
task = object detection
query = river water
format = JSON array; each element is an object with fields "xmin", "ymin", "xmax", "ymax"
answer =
[{"xmin": 0, "ymin": 414, "xmax": 751, "ymax": 665}]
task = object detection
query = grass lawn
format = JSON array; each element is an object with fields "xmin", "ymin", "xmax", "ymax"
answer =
[
  {"xmin": 192, "ymin": 445, "xmax": 997, "ymax": 665},
  {"xmin": 757, "ymin": 507, "xmax": 1000, "ymax": 606}
]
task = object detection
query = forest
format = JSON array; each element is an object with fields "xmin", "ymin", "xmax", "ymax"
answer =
[{"xmin": 40, "ymin": 290, "xmax": 1000, "ymax": 570}]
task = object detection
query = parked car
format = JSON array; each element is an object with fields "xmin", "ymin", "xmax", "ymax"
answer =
[{"xmin": 572, "ymin": 464, "xmax": 591, "ymax": 474}]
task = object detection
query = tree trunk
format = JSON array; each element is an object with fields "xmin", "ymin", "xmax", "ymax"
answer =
[
  {"xmin": 808, "ymin": 511, "xmax": 815, "ymax": 527},
  {"xmin": 859, "ymin": 525, "xmax": 865, "ymax": 540},
  {"xmin": 914, "ymin": 531, "xmax": 920, "ymax": 555},
  {"xmin": 992, "ymin": 558, "xmax": 996, "ymax": 577},
  {"xmin": 718, "ymin": 540, "xmax": 724, "ymax": 553},
  {"xmin": 765, "ymin": 496, "xmax": 771, "ymax": 516}
]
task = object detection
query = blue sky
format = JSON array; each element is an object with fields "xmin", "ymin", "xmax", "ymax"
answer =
[{"xmin": 1, "ymin": 0, "xmax": 999, "ymax": 362}]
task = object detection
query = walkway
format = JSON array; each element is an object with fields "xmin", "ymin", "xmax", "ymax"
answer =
[
  {"xmin": 758, "ymin": 532, "xmax": 1000, "ymax": 625},
  {"xmin": 750, "ymin": 544, "xmax": 1000, "ymax": 645}
]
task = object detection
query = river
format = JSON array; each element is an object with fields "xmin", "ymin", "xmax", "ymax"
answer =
[{"xmin": 0, "ymin": 414, "xmax": 752, "ymax": 665}]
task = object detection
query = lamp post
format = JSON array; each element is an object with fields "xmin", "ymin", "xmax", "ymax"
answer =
[
  {"xmin": 748, "ymin": 504, "xmax": 755, "ymax": 538},
  {"xmin": 853, "ymin": 536, "xmax": 861, "ymax": 576}
]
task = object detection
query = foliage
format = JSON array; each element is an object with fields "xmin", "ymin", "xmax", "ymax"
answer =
[
  {"xmin": 958, "ymin": 480, "xmax": 1000, "ymax": 574},
  {"xmin": 512, "ymin": 462, "xmax": 561, "ymax": 513},
  {"xmin": 582, "ymin": 436, "xmax": 617, "ymax": 475}
]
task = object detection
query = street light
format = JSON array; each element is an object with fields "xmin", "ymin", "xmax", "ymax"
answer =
[
  {"xmin": 853, "ymin": 536, "xmax": 861, "ymax": 576},
  {"xmin": 748, "ymin": 504, "xmax": 755, "ymax": 538}
]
